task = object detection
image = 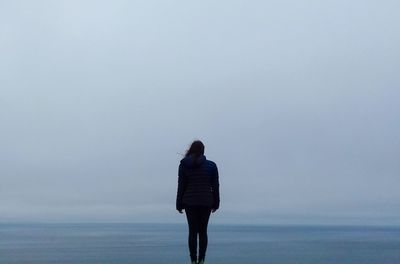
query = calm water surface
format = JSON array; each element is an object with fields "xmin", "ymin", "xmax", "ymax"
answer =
[{"xmin": 1, "ymin": 223, "xmax": 399, "ymax": 264}]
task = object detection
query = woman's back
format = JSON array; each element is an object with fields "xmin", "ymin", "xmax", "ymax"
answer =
[{"xmin": 178, "ymin": 154, "xmax": 219, "ymax": 209}]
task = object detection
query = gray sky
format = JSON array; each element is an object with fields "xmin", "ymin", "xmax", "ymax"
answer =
[{"xmin": 1, "ymin": 0, "xmax": 399, "ymax": 225}]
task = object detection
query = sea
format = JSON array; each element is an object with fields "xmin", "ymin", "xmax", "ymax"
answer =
[{"xmin": 0, "ymin": 223, "xmax": 399, "ymax": 264}]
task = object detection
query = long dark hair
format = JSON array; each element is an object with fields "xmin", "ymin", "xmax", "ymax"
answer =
[{"xmin": 185, "ymin": 140, "xmax": 205, "ymax": 157}]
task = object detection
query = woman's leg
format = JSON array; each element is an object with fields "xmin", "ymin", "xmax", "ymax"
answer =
[
  {"xmin": 198, "ymin": 206, "xmax": 211, "ymax": 262},
  {"xmin": 185, "ymin": 207, "xmax": 199, "ymax": 262}
]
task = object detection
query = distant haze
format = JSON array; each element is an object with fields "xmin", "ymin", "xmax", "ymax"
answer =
[{"xmin": 1, "ymin": 0, "xmax": 399, "ymax": 225}]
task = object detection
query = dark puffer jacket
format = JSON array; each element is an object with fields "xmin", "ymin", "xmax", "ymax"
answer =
[{"xmin": 176, "ymin": 154, "xmax": 220, "ymax": 210}]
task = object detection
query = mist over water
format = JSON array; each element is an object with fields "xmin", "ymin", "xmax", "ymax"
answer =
[{"xmin": 1, "ymin": 1, "xmax": 399, "ymax": 225}]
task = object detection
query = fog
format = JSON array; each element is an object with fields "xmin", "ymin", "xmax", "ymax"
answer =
[{"xmin": 1, "ymin": 0, "xmax": 399, "ymax": 225}]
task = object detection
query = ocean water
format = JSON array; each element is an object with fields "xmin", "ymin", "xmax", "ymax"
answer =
[{"xmin": 0, "ymin": 223, "xmax": 399, "ymax": 264}]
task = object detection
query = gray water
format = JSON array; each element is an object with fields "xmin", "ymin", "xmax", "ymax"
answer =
[{"xmin": 1, "ymin": 223, "xmax": 399, "ymax": 264}]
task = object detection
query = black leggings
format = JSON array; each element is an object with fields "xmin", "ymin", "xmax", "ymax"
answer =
[{"xmin": 185, "ymin": 206, "xmax": 211, "ymax": 262}]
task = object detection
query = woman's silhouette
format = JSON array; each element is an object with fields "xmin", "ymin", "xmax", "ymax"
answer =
[{"xmin": 176, "ymin": 140, "xmax": 220, "ymax": 264}]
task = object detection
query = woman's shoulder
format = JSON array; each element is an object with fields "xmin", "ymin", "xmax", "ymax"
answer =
[{"xmin": 205, "ymin": 159, "xmax": 217, "ymax": 168}]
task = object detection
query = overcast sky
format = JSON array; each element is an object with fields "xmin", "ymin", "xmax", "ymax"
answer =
[{"xmin": 1, "ymin": 0, "xmax": 399, "ymax": 225}]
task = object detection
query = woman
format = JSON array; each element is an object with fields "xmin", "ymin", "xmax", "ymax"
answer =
[{"xmin": 176, "ymin": 140, "xmax": 220, "ymax": 264}]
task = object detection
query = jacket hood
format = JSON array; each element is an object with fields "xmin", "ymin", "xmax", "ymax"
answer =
[{"xmin": 180, "ymin": 154, "xmax": 206, "ymax": 169}]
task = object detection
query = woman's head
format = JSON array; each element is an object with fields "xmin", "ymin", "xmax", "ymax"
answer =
[{"xmin": 185, "ymin": 140, "xmax": 205, "ymax": 157}]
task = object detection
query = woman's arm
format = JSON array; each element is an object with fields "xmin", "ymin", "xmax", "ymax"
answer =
[
  {"xmin": 211, "ymin": 164, "xmax": 220, "ymax": 211},
  {"xmin": 176, "ymin": 163, "xmax": 186, "ymax": 212}
]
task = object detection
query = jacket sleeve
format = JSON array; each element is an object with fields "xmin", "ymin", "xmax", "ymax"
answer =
[
  {"xmin": 176, "ymin": 163, "xmax": 186, "ymax": 211},
  {"xmin": 211, "ymin": 164, "xmax": 220, "ymax": 210}
]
